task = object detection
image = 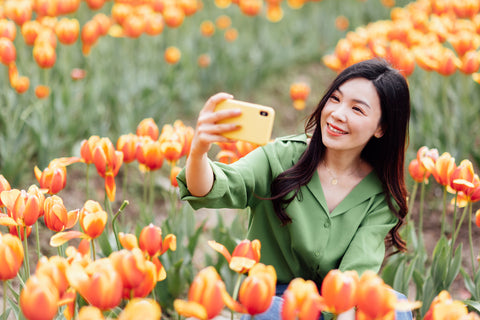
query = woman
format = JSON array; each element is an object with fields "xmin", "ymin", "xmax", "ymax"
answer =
[{"xmin": 177, "ymin": 59, "xmax": 411, "ymax": 319}]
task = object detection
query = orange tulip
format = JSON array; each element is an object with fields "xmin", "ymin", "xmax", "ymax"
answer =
[
  {"xmin": 136, "ymin": 118, "xmax": 159, "ymax": 140},
  {"xmin": 224, "ymin": 27, "xmax": 238, "ymax": 42},
  {"xmin": 119, "ymin": 232, "xmax": 139, "ymax": 250},
  {"xmin": 92, "ymin": 13, "xmax": 111, "ymax": 36},
  {"xmin": 33, "ymin": 42, "xmax": 56, "ymax": 69},
  {"xmin": 81, "ymin": 19, "xmax": 101, "ymax": 55},
  {"xmin": 216, "ymin": 150, "xmax": 239, "ymax": 164},
  {"xmin": 215, "ymin": 15, "xmax": 232, "ymax": 29},
  {"xmin": 436, "ymin": 48, "xmax": 458, "ymax": 76},
  {"xmin": 139, "ymin": 223, "xmax": 176, "ymax": 257},
  {"xmin": 34, "ymin": 157, "xmax": 81, "ymax": 194},
  {"xmin": 43, "ymin": 195, "xmax": 79, "ymax": 232},
  {"xmin": 174, "ymin": 266, "xmax": 228, "ymax": 320},
  {"xmin": 0, "ymin": 232, "xmax": 24, "ymax": 280},
  {"xmin": 85, "ymin": 0, "xmax": 105, "ymax": 10},
  {"xmin": 162, "ymin": 5, "xmax": 185, "ymax": 28},
  {"xmin": 0, "ymin": 18, "xmax": 16, "ymax": 41},
  {"xmin": 123, "ymin": 14, "xmax": 146, "ymax": 38},
  {"xmin": 197, "ymin": 53, "xmax": 211, "ymax": 68},
  {"xmin": 66, "ymin": 259, "xmax": 123, "ymax": 310},
  {"xmin": 459, "ymin": 50, "xmax": 480, "ymax": 74},
  {"xmin": 80, "ymin": 135, "xmax": 101, "ymax": 164},
  {"xmin": 1, "ymin": 188, "xmax": 42, "ymax": 227},
  {"xmin": 110, "ymin": 248, "xmax": 157, "ymax": 299},
  {"xmin": 55, "ymin": 18, "xmax": 79, "ymax": 45},
  {"xmin": 475, "ymin": 209, "xmax": 480, "ymax": 228},
  {"xmin": 57, "ymin": 0, "xmax": 81, "ymax": 15},
  {"xmin": 20, "ymin": 275, "xmax": 60, "ymax": 320},
  {"xmin": 4, "ymin": 1, "xmax": 32, "ymax": 26},
  {"xmin": 236, "ymin": 263, "xmax": 277, "ymax": 315},
  {"xmin": 180, "ymin": 0, "xmax": 199, "ymax": 16},
  {"xmin": 36, "ymin": 256, "xmax": 70, "ymax": 296},
  {"xmin": 335, "ymin": 15, "xmax": 349, "ymax": 31},
  {"xmin": 449, "ymin": 159, "xmax": 476, "ymax": 195},
  {"xmin": 281, "ymin": 278, "xmax": 324, "ymax": 320},
  {"xmin": 424, "ymin": 290, "xmax": 468, "ymax": 320},
  {"xmin": 21, "ymin": 20, "xmax": 41, "ymax": 45},
  {"xmin": 290, "ymin": 82, "xmax": 310, "ymax": 111},
  {"xmin": 408, "ymin": 159, "xmax": 428, "ymax": 183},
  {"xmin": 200, "ymin": 20, "xmax": 215, "ymax": 37},
  {"xmin": 356, "ymin": 270, "xmax": 397, "ymax": 320},
  {"xmin": 209, "ymin": 239, "xmax": 261, "ymax": 273},
  {"xmin": 0, "ymin": 37, "xmax": 16, "ymax": 65},
  {"xmin": 112, "ymin": 3, "xmax": 131, "ymax": 25},
  {"xmin": 77, "ymin": 306, "xmax": 105, "ymax": 320},
  {"xmin": 239, "ymin": 0, "xmax": 262, "ymax": 16},
  {"xmin": 165, "ymin": 46, "xmax": 181, "ymax": 64},
  {"xmin": 13, "ymin": 75, "xmax": 30, "ymax": 94},
  {"xmin": 79, "ymin": 200, "xmax": 108, "ymax": 239},
  {"xmin": 118, "ymin": 298, "xmax": 162, "ymax": 320},
  {"xmin": 117, "ymin": 133, "xmax": 138, "ymax": 163},
  {"xmin": 0, "ymin": 174, "xmax": 11, "ymax": 206},
  {"xmin": 93, "ymin": 137, "xmax": 123, "ymax": 201},
  {"xmin": 236, "ymin": 141, "xmax": 259, "ymax": 158},
  {"xmin": 174, "ymin": 120, "xmax": 194, "ymax": 157},
  {"xmin": 34, "ymin": 0, "xmax": 58, "ymax": 17},
  {"xmin": 135, "ymin": 137, "xmax": 164, "ymax": 171},
  {"xmin": 423, "ymin": 152, "xmax": 456, "ymax": 187},
  {"xmin": 170, "ymin": 166, "xmax": 182, "ymax": 187},
  {"xmin": 145, "ymin": 13, "xmax": 164, "ymax": 36},
  {"xmin": 159, "ymin": 130, "xmax": 184, "ymax": 164},
  {"xmin": 35, "ymin": 85, "xmax": 50, "ymax": 98},
  {"xmin": 321, "ymin": 269, "xmax": 358, "ymax": 314},
  {"xmin": 452, "ymin": 0, "xmax": 480, "ymax": 19}
]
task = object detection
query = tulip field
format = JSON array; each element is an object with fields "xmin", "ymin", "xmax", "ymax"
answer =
[{"xmin": 2, "ymin": 0, "xmax": 480, "ymax": 319}]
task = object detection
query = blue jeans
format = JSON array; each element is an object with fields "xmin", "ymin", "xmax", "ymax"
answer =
[{"xmin": 240, "ymin": 290, "xmax": 412, "ymax": 320}]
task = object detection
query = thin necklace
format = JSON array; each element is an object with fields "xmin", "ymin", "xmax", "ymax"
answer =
[{"xmin": 322, "ymin": 160, "xmax": 362, "ymax": 185}]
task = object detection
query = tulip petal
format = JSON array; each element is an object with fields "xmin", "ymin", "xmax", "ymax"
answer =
[
  {"xmin": 230, "ymin": 257, "xmax": 256, "ymax": 273},
  {"xmin": 50, "ymin": 231, "xmax": 87, "ymax": 247},
  {"xmin": 174, "ymin": 300, "xmax": 208, "ymax": 320},
  {"xmin": 105, "ymin": 175, "xmax": 116, "ymax": 202},
  {"xmin": 208, "ymin": 240, "xmax": 232, "ymax": 262},
  {"xmin": 0, "ymin": 214, "xmax": 18, "ymax": 226}
]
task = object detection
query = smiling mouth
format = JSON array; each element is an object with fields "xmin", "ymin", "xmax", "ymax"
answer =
[{"xmin": 327, "ymin": 123, "xmax": 348, "ymax": 134}]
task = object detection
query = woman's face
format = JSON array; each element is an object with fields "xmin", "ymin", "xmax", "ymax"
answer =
[{"xmin": 320, "ymin": 77, "xmax": 383, "ymax": 155}]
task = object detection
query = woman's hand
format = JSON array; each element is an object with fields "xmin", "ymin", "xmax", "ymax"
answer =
[
  {"xmin": 189, "ymin": 92, "xmax": 241, "ymax": 158},
  {"xmin": 185, "ymin": 92, "xmax": 241, "ymax": 197}
]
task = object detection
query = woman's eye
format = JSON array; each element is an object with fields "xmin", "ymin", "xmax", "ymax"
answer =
[
  {"xmin": 330, "ymin": 95, "xmax": 340, "ymax": 102},
  {"xmin": 353, "ymin": 106, "xmax": 365, "ymax": 114}
]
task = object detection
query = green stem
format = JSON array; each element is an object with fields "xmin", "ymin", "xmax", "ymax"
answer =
[
  {"xmin": 122, "ymin": 163, "xmax": 129, "ymax": 203},
  {"xmin": 112, "ymin": 200, "xmax": 129, "ymax": 250},
  {"xmin": 85, "ymin": 164, "xmax": 90, "ymax": 200},
  {"xmin": 418, "ymin": 181, "xmax": 426, "ymax": 251},
  {"xmin": 231, "ymin": 273, "xmax": 243, "ymax": 320},
  {"xmin": 408, "ymin": 182, "xmax": 418, "ymax": 221},
  {"xmin": 452, "ymin": 203, "xmax": 469, "ymax": 250},
  {"xmin": 468, "ymin": 202, "xmax": 476, "ymax": 275},
  {"xmin": 450, "ymin": 192, "xmax": 459, "ymax": 258},
  {"xmin": 23, "ymin": 227, "xmax": 30, "ymax": 277},
  {"xmin": 35, "ymin": 221, "xmax": 41, "ymax": 260},
  {"xmin": 91, "ymin": 240, "xmax": 97, "ymax": 261},
  {"xmin": 149, "ymin": 170, "xmax": 155, "ymax": 218},
  {"xmin": 440, "ymin": 187, "xmax": 447, "ymax": 236}
]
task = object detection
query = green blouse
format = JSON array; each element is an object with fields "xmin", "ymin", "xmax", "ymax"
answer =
[{"xmin": 177, "ymin": 134, "xmax": 398, "ymax": 287}]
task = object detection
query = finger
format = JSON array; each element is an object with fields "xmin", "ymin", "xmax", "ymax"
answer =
[{"xmin": 203, "ymin": 92, "xmax": 234, "ymax": 112}]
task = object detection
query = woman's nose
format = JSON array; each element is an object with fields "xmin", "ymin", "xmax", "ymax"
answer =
[{"xmin": 331, "ymin": 106, "xmax": 347, "ymax": 122}]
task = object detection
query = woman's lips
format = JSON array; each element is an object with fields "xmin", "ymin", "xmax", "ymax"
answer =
[{"xmin": 327, "ymin": 123, "xmax": 348, "ymax": 135}]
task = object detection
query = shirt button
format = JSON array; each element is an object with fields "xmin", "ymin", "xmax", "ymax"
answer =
[
  {"xmin": 324, "ymin": 221, "xmax": 331, "ymax": 228},
  {"xmin": 314, "ymin": 250, "xmax": 320, "ymax": 257}
]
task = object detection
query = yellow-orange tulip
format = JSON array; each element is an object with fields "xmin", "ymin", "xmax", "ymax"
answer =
[
  {"xmin": 239, "ymin": 0, "xmax": 262, "ymax": 16},
  {"xmin": 356, "ymin": 270, "xmax": 397, "ymax": 320},
  {"xmin": 85, "ymin": 0, "xmax": 105, "ymax": 10},
  {"xmin": 67, "ymin": 259, "xmax": 123, "ymax": 310},
  {"xmin": 424, "ymin": 290, "xmax": 468, "ymax": 320},
  {"xmin": 200, "ymin": 20, "xmax": 215, "ymax": 37},
  {"xmin": 452, "ymin": 0, "xmax": 480, "ymax": 19},
  {"xmin": 139, "ymin": 223, "xmax": 176, "ymax": 257},
  {"xmin": 119, "ymin": 232, "xmax": 139, "ymax": 250},
  {"xmin": 20, "ymin": 275, "xmax": 60, "ymax": 320},
  {"xmin": 0, "ymin": 174, "xmax": 11, "ymax": 206},
  {"xmin": 80, "ymin": 135, "xmax": 101, "ymax": 164},
  {"xmin": 21, "ymin": 20, "xmax": 41, "ymax": 45},
  {"xmin": 0, "ymin": 232, "xmax": 24, "ymax": 280},
  {"xmin": 137, "ymin": 118, "xmax": 159, "ymax": 140},
  {"xmin": 35, "ymin": 85, "xmax": 50, "ymax": 99},
  {"xmin": 449, "ymin": 159, "xmax": 476, "ymax": 195},
  {"xmin": 209, "ymin": 239, "xmax": 261, "ymax": 273},
  {"xmin": 36, "ymin": 256, "xmax": 69, "ymax": 296},
  {"xmin": 237, "ymin": 263, "xmax": 277, "ymax": 315},
  {"xmin": 57, "ymin": 0, "xmax": 81, "ymax": 15},
  {"xmin": 197, "ymin": 53, "xmax": 211, "ymax": 68},
  {"xmin": 174, "ymin": 120, "xmax": 194, "ymax": 157},
  {"xmin": 77, "ymin": 306, "xmax": 105, "ymax": 320},
  {"xmin": 1, "ymin": 188, "xmax": 41, "ymax": 227},
  {"xmin": 110, "ymin": 248, "xmax": 157, "ymax": 299},
  {"xmin": 4, "ymin": 1, "xmax": 32, "ymax": 26},
  {"xmin": 118, "ymin": 298, "xmax": 162, "ymax": 320},
  {"xmin": 145, "ymin": 13, "xmax": 164, "ymax": 36},
  {"xmin": 34, "ymin": 157, "xmax": 81, "ymax": 195},
  {"xmin": 81, "ymin": 19, "xmax": 101, "ymax": 55},
  {"xmin": 93, "ymin": 137, "xmax": 123, "ymax": 201},
  {"xmin": 321, "ymin": 269, "xmax": 358, "ymax": 314},
  {"xmin": 0, "ymin": 18, "xmax": 16, "ymax": 41},
  {"xmin": 423, "ymin": 152, "xmax": 456, "ymax": 187},
  {"xmin": 123, "ymin": 14, "xmax": 146, "ymax": 38},
  {"xmin": 459, "ymin": 50, "xmax": 480, "ymax": 74},
  {"xmin": 174, "ymin": 266, "xmax": 228, "ymax": 320},
  {"xmin": 215, "ymin": 15, "xmax": 232, "ymax": 29},
  {"xmin": 33, "ymin": 42, "xmax": 56, "ymax": 69},
  {"xmin": 290, "ymin": 82, "xmax": 310, "ymax": 111},
  {"xmin": 165, "ymin": 46, "xmax": 181, "ymax": 64},
  {"xmin": 136, "ymin": 137, "xmax": 164, "ymax": 171},
  {"xmin": 224, "ymin": 27, "xmax": 238, "ymax": 42},
  {"xmin": 180, "ymin": 0, "xmax": 199, "ymax": 16},
  {"xmin": 281, "ymin": 278, "xmax": 324, "ymax": 320},
  {"xmin": 117, "ymin": 133, "xmax": 138, "ymax": 163},
  {"xmin": 163, "ymin": 5, "xmax": 185, "ymax": 28},
  {"xmin": 408, "ymin": 158, "xmax": 430, "ymax": 184},
  {"xmin": 55, "ymin": 18, "xmax": 79, "ymax": 45},
  {"xmin": 160, "ymin": 134, "xmax": 184, "ymax": 164},
  {"xmin": 79, "ymin": 200, "xmax": 107, "ymax": 239},
  {"xmin": 170, "ymin": 166, "xmax": 182, "ymax": 187},
  {"xmin": 43, "ymin": 195, "xmax": 79, "ymax": 232},
  {"xmin": 13, "ymin": 75, "xmax": 30, "ymax": 94},
  {"xmin": 0, "ymin": 37, "xmax": 16, "ymax": 65},
  {"xmin": 34, "ymin": 0, "xmax": 58, "ymax": 17}
]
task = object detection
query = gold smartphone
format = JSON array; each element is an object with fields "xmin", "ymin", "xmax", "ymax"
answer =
[{"xmin": 214, "ymin": 99, "xmax": 275, "ymax": 145}]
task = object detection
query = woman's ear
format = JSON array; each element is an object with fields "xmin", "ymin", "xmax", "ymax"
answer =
[{"xmin": 374, "ymin": 126, "xmax": 384, "ymax": 138}]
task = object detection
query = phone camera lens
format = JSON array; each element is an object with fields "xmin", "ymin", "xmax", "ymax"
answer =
[{"xmin": 260, "ymin": 111, "xmax": 268, "ymax": 116}]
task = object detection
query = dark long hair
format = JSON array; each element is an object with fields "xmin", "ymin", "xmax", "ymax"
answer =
[{"xmin": 270, "ymin": 59, "xmax": 410, "ymax": 252}]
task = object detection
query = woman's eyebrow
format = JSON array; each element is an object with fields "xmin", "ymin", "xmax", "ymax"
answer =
[{"xmin": 337, "ymin": 88, "xmax": 371, "ymax": 109}]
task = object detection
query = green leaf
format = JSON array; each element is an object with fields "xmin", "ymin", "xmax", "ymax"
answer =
[
  {"xmin": 463, "ymin": 300, "xmax": 480, "ymax": 313},
  {"xmin": 97, "ymin": 228, "xmax": 113, "ymax": 257},
  {"xmin": 445, "ymin": 244, "xmax": 462, "ymax": 288},
  {"xmin": 187, "ymin": 220, "xmax": 207, "ymax": 257}
]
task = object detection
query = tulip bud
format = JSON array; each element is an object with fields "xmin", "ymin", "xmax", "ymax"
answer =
[{"xmin": 0, "ymin": 232, "xmax": 24, "ymax": 280}]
